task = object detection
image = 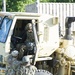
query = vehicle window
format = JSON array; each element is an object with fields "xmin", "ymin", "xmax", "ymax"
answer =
[{"xmin": 0, "ymin": 17, "xmax": 12, "ymax": 43}]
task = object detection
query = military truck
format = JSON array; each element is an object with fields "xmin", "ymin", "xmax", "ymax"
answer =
[
  {"xmin": 0, "ymin": 12, "xmax": 59, "ymax": 75},
  {"xmin": 0, "ymin": 12, "xmax": 75, "ymax": 75}
]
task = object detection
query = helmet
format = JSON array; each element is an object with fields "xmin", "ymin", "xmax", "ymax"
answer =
[
  {"xmin": 25, "ymin": 23, "xmax": 32, "ymax": 31},
  {"xmin": 11, "ymin": 50, "xmax": 19, "ymax": 57},
  {"xmin": 22, "ymin": 56, "xmax": 30, "ymax": 63},
  {"xmin": 26, "ymin": 42, "xmax": 34, "ymax": 51}
]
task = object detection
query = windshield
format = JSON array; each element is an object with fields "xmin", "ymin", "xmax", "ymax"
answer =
[{"xmin": 0, "ymin": 17, "xmax": 12, "ymax": 43}]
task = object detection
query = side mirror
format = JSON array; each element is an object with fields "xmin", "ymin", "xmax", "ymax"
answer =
[{"xmin": 0, "ymin": 17, "xmax": 2, "ymax": 24}]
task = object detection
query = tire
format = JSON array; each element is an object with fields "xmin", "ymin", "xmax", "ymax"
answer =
[{"xmin": 35, "ymin": 69, "xmax": 53, "ymax": 75}]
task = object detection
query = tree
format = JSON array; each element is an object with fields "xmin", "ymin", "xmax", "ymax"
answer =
[
  {"xmin": 40, "ymin": 0, "xmax": 50, "ymax": 2},
  {"xmin": 6, "ymin": 0, "xmax": 35, "ymax": 12},
  {"xmin": 0, "ymin": 0, "xmax": 2, "ymax": 11}
]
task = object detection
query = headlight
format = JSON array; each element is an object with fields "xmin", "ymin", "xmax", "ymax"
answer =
[
  {"xmin": 64, "ymin": 46, "xmax": 75, "ymax": 60},
  {"xmin": 0, "ymin": 68, "xmax": 6, "ymax": 74}
]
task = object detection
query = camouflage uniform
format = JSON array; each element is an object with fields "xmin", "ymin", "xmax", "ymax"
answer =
[
  {"xmin": 26, "ymin": 30, "xmax": 34, "ymax": 42},
  {"xmin": 5, "ymin": 50, "xmax": 21, "ymax": 75},
  {"xmin": 21, "ymin": 65, "xmax": 37, "ymax": 75},
  {"xmin": 5, "ymin": 53, "xmax": 15, "ymax": 75},
  {"xmin": 25, "ymin": 23, "xmax": 35, "ymax": 55},
  {"xmin": 21, "ymin": 56, "xmax": 37, "ymax": 75}
]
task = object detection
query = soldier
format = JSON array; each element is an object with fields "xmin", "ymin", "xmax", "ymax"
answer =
[
  {"xmin": 20, "ymin": 23, "xmax": 34, "ymax": 43},
  {"xmin": 25, "ymin": 23, "xmax": 36, "ymax": 55},
  {"xmin": 16, "ymin": 23, "xmax": 35, "ymax": 57},
  {"xmin": 5, "ymin": 50, "xmax": 21, "ymax": 75},
  {"xmin": 25, "ymin": 23, "xmax": 34, "ymax": 42},
  {"xmin": 21, "ymin": 56, "xmax": 37, "ymax": 75}
]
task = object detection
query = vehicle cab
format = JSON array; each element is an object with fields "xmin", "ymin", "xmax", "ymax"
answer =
[{"xmin": 0, "ymin": 12, "xmax": 59, "ymax": 75}]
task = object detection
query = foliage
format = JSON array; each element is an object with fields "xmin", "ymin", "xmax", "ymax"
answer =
[
  {"xmin": 0, "ymin": 0, "xmax": 2, "ymax": 11},
  {"xmin": 6, "ymin": 0, "xmax": 35, "ymax": 12},
  {"xmin": 55, "ymin": 0, "xmax": 73, "ymax": 2},
  {"xmin": 40, "ymin": 0, "xmax": 74, "ymax": 2},
  {"xmin": 40, "ymin": 0, "xmax": 50, "ymax": 2}
]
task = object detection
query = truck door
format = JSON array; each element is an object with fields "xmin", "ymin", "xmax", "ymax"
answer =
[{"xmin": 37, "ymin": 15, "xmax": 59, "ymax": 57}]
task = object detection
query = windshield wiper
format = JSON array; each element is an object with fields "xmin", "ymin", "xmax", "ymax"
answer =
[{"xmin": 0, "ymin": 16, "xmax": 8, "ymax": 29}]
